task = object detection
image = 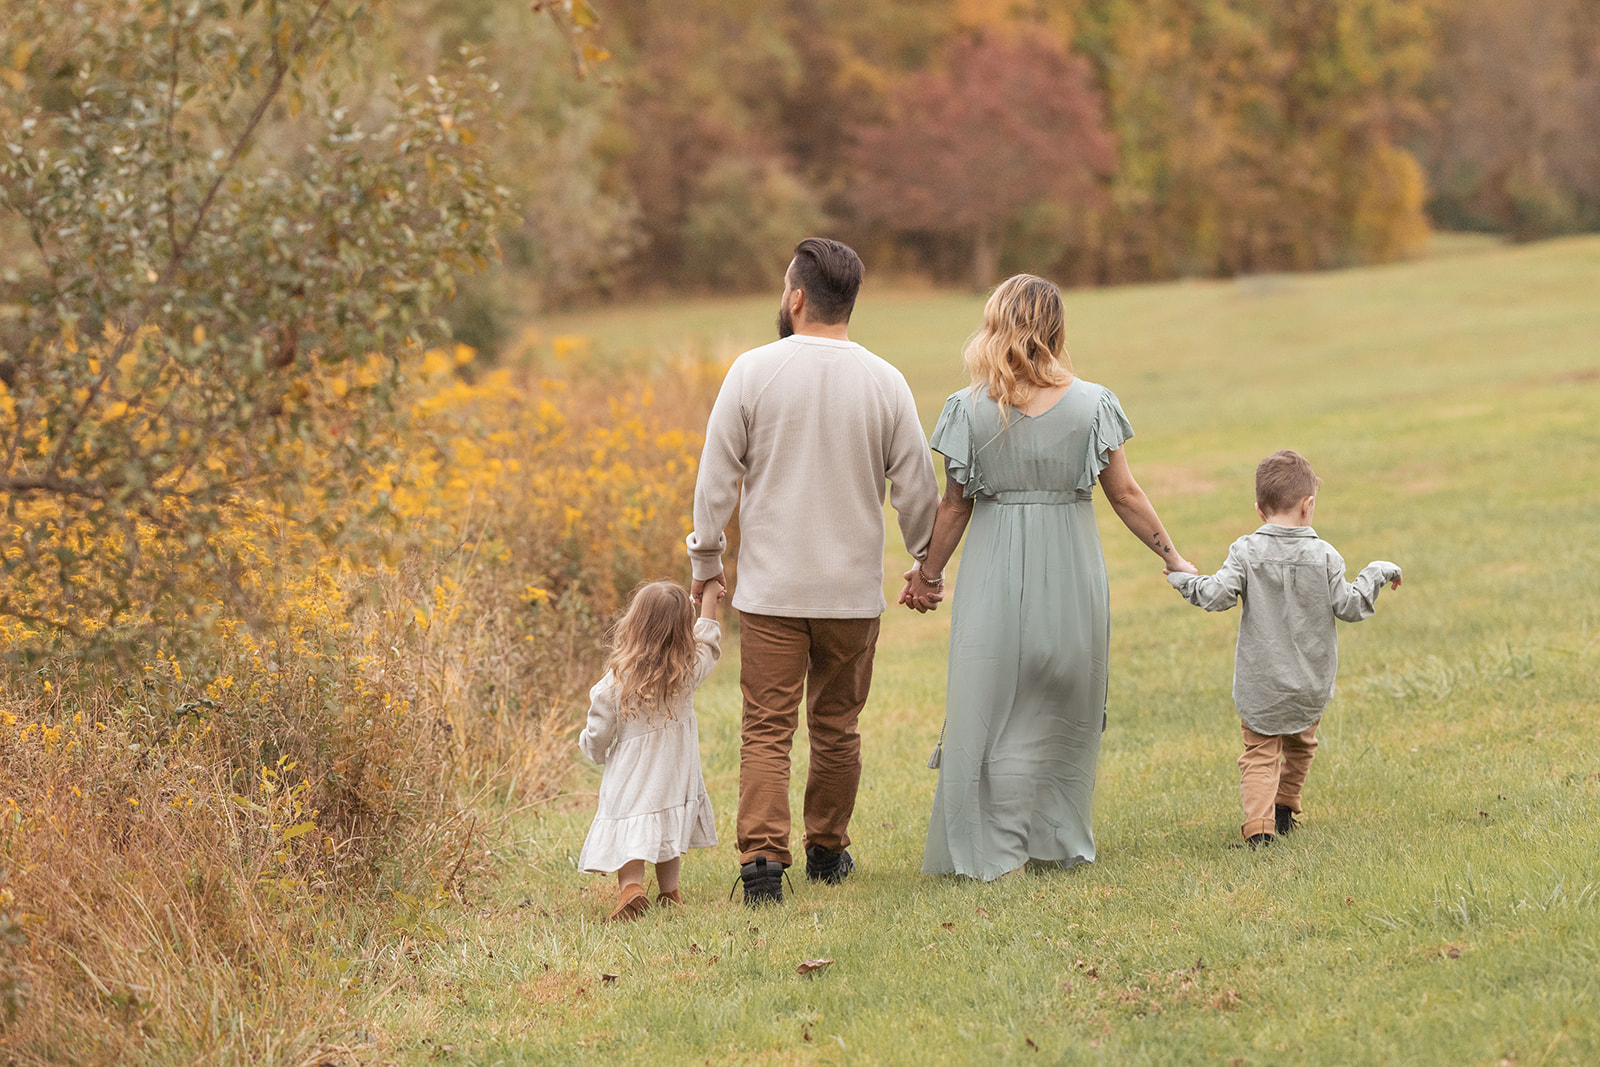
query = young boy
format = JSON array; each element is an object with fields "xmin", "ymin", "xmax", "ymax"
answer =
[{"xmin": 1167, "ymin": 449, "xmax": 1401, "ymax": 847}]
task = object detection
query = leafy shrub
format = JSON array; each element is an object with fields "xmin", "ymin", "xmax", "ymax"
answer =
[
  {"xmin": 680, "ymin": 155, "xmax": 826, "ymax": 290},
  {"xmin": 0, "ymin": 344, "xmax": 716, "ymax": 1063}
]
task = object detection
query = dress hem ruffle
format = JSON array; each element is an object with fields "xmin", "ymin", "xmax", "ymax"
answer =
[{"xmin": 578, "ymin": 792, "xmax": 717, "ymax": 873}]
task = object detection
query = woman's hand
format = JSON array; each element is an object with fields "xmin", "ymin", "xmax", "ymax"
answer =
[
  {"xmin": 900, "ymin": 565, "xmax": 944, "ymax": 613},
  {"xmin": 1163, "ymin": 557, "xmax": 1199, "ymax": 576}
]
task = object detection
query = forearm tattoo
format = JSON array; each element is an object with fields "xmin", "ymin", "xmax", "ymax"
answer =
[{"xmin": 1152, "ymin": 534, "xmax": 1173, "ymax": 554}]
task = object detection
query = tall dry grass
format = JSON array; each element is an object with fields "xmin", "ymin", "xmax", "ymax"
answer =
[{"xmin": 0, "ymin": 341, "xmax": 719, "ymax": 1065}]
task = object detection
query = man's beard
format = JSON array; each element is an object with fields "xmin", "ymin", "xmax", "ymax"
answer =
[{"xmin": 776, "ymin": 301, "xmax": 794, "ymax": 339}]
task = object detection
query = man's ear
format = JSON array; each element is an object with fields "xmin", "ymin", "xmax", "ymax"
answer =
[{"xmin": 789, "ymin": 286, "xmax": 805, "ymax": 321}]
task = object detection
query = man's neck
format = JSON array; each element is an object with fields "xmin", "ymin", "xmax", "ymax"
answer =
[{"xmin": 791, "ymin": 321, "xmax": 851, "ymax": 341}]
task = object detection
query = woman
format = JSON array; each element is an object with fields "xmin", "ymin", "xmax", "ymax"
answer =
[{"xmin": 904, "ymin": 274, "xmax": 1196, "ymax": 881}]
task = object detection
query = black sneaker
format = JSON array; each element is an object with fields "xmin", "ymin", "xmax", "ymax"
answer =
[
  {"xmin": 1246, "ymin": 832, "xmax": 1275, "ymax": 850},
  {"xmin": 1274, "ymin": 805, "xmax": 1298, "ymax": 836},
  {"xmin": 805, "ymin": 845, "xmax": 855, "ymax": 885},
  {"xmin": 731, "ymin": 857, "xmax": 786, "ymax": 906}
]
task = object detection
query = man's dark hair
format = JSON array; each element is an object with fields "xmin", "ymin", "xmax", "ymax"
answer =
[{"xmin": 790, "ymin": 238, "xmax": 863, "ymax": 325}]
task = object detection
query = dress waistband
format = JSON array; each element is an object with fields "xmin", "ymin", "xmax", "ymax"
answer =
[{"xmin": 988, "ymin": 489, "xmax": 1093, "ymax": 505}]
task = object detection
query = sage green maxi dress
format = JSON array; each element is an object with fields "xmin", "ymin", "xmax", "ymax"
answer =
[{"xmin": 921, "ymin": 380, "xmax": 1133, "ymax": 880}]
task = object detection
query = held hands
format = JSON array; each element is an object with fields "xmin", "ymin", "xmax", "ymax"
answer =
[
  {"xmin": 1162, "ymin": 557, "xmax": 1200, "ymax": 577},
  {"xmin": 691, "ymin": 573, "xmax": 727, "ymax": 607},
  {"xmin": 898, "ymin": 562, "xmax": 945, "ymax": 613}
]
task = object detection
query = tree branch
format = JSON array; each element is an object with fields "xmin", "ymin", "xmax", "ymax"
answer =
[
  {"xmin": 46, "ymin": 0, "xmax": 336, "ymax": 480},
  {"xmin": 164, "ymin": 4, "xmax": 182, "ymax": 257},
  {"xmin": 163, "ymin": 0, "xmax": 336, "ymax": 283}
]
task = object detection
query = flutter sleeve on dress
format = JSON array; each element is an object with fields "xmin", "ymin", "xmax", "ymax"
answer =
[
  {"xmin": 691, "ymin": 617, "xmax": 722, "ymax": 687},
  {"xmin": 1078, "ymin": 386, "xmax": 1136, "ymax": 491},
  {"xmin": 577, "ymin": 672, "xmax": 621, "ymax": 765},
  {"xmin": 928, "ymin": 389, "xmax": 987, "ymax": 499}
]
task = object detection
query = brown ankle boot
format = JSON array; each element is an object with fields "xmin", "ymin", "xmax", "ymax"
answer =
[
  {"xmin": 606, "ymin": 883, "xmax": 649, "ymax": 922},
  {"xmin": 656, "ymin": 888, "xmax": 683, "ymax": 907}
]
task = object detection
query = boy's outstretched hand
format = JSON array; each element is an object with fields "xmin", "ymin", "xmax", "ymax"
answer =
[{"xmin": 1390, "ymin": 575, "xmax": 1402, "ymax": 590}]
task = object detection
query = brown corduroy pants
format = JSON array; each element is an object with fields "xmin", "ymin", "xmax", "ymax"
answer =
[
  {"xmin": 1238, "ymin": 721, "xmax": 1320, "ymax": 838},
  {"xmin": 736, "ymin": 612, "xmax": 880, "ymax": 867}
]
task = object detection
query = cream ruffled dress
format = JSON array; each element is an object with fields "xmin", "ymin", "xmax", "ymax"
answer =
[{"xmin": 577, "ymin": 618, "xmax": 720, "ymax": 872}]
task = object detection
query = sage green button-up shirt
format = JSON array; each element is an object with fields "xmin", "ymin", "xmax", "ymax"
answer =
[{"xmin": 1168, "ymin": 524, "xmax": 1401, "ymax": 735}]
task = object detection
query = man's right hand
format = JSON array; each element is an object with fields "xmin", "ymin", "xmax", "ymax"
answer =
[{"xmin": 692, "ymin": 572, "xmax": 726, "ymax": 605}]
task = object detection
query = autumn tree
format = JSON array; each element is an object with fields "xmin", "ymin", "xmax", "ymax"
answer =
[
  {"xmin": 1425, "ymin": 0, "xmax": 1600, "ymax": 237},
  {"xmin": 849, "ymin": 31, "xmax": 1116, "ymax": 289},
  {"xmin": 0, "ymin": 0, "xmax": 510, "ymax": 653},
  {"xmin": 1073, "ymin": 0, "xmax": 1435, "ymax": 281}
]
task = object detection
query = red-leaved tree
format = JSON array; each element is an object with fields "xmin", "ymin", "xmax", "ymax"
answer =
[{"xmin": 850, "ymin": 32, "xmax": 1117, "ymax": 289}]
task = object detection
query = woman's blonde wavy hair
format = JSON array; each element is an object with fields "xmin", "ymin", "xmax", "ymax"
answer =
[
  {"xmin": 607, "ymin": 581, "xmax": 699, "ymax": 721},
  {"xmin": 964, "ymin": 274, "xmax": 1073, "ymax": 423}
]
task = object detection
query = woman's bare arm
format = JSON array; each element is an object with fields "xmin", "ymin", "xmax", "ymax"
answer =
[
  {"xmin": 901, "ymin": 460, "xmax": 974, "ymax": 612},
  {"xmin": 1097, "ymin": 447, "xmax": 1197, "ymax": 574}
]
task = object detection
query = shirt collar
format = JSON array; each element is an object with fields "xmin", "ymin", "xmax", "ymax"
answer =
[
  {"xmin": 1254, "ymin": 523, "xmax": 1318, "ymax": 538},
  {"xmin": 786, "ymin": 334, "xmax": 857, "ymax": 349}
]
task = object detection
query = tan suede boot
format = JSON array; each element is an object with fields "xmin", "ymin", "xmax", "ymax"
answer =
[{"xmin": 606, "ymin": 883, "xmax": 649, "ymax": 922}]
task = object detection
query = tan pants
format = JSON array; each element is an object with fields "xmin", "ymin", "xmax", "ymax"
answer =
[
  {"xmin": 736, "ymin": 612, "xmax": 880, "ymax": 867},
  {"xmin": 1238, "ymin": 721, "xmax": 1319, "ymax": 838}
]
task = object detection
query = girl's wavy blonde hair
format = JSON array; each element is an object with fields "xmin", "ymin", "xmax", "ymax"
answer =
[
  {"xmin": 607, "ymin": 580, "xmax": 699, "ymax": 721},
  {"xmin": 964, "ymin": 274, "xmax": 1073, "ymax": 423}
]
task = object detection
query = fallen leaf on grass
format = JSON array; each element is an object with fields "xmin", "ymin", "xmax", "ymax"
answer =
[
  {"xmin": 1443, "ymin": 944, "xmax": 1462, "ymax": 959},
  {"xmin": 600, "ymin": 973, "xmax": 619, "ymax": 984},
  {"xmin": 941, "ymin": 922, "xmax": 955, "ymax": 931},
  {"xmin": 796, "ymin": 958, "xmax": 833, "ymax": 976},
  {"xmin": 882, "ymin": 821, "xmax": 896, "ymax": 829},
  {"xmin": 1026, "ymin": 1036, "xmax": 1039, "ymax": 1051},
  {"xmin": 975, "ymin": 906, "xmax": 990, "ymax": 918},
  {"xmin": 687, "ymin": 942, "xmax": 701, "ymax": 954}
]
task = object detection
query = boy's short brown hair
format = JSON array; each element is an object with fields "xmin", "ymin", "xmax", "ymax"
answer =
[{"xmin": 1256, "ymin": 449, "xmax": 1321, "ymax": 514}]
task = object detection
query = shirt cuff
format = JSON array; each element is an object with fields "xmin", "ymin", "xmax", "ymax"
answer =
[{"xmin": 685, "ymin": 531, "xmax": 726, "ymax": 581}]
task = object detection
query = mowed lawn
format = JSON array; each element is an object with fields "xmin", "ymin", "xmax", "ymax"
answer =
[{"xmin": 371, "ymin": 237, "xmax": 1600, "ymax": 1065}]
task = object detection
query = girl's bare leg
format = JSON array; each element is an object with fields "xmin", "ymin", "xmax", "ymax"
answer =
[
  {"xmin": 617, "ymin": 859, "xmax": 646, "ymax": 891},
  {"xmin": 656, "ymin": 856, "xmax": 682, "ymax": 895}
]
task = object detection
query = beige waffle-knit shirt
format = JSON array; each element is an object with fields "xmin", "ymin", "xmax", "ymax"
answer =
[{"xmin": 687, "ymin": 334, "xmax": 939, "ymax": 618}]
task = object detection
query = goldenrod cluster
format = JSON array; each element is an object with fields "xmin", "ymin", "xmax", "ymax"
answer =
[{"xmin": 0, "ymin": 335, "xmax": 720, "ymax": 1057}]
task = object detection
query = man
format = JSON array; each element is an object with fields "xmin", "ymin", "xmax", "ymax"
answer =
[{"xmin": 687, "ymin": 237, "xmax": 939, "ymax": 905}]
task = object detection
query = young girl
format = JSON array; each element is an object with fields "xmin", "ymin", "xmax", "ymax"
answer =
[{"xmin": 578, "ymin": 578, "xmax": 725, "ymax": 921}]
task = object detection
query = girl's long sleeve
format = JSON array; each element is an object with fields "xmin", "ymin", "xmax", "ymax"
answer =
[
  {"xmin": 1329, "ymin": 558, "xmax": 1402, "ymax": 623},
  {"xmin": 578, "ymin": 673, "xmax": 621, "ymax": 765},
  {"xmin": 691, "ymin": 618, "xmax": 723, "ymax": 686}
]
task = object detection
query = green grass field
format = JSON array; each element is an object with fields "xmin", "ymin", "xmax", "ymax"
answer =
[{"xmin": 369, "ymin": 236, "xmax": 1600, "ymax": 1065}]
